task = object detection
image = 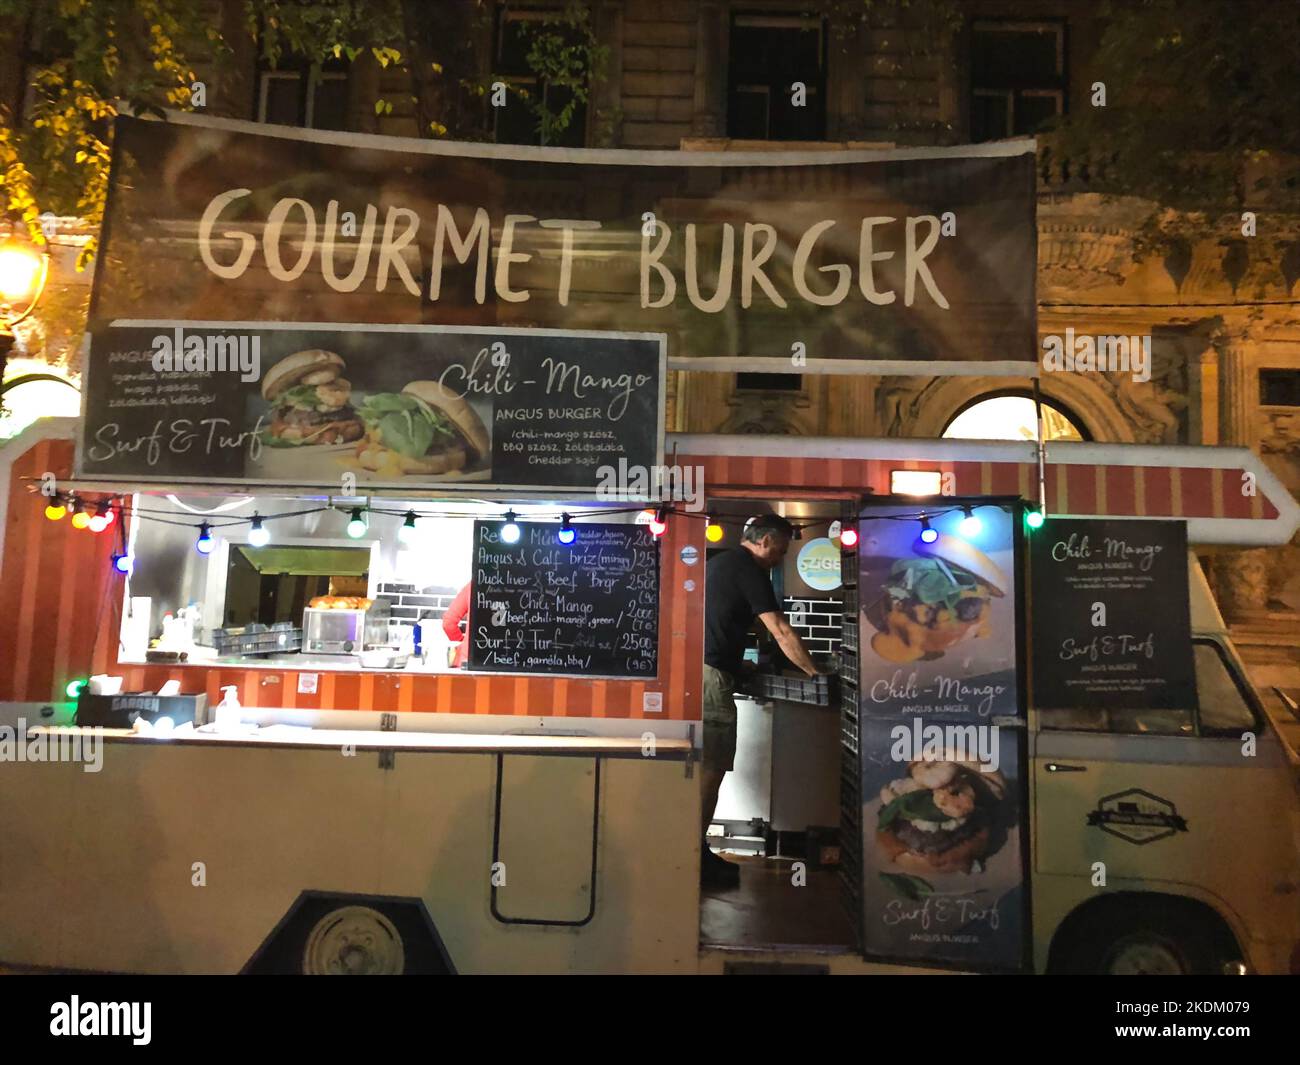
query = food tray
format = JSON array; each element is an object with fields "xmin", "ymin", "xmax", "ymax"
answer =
[
  {"xmin": 212, "ymin": 622, "xmax": 302, "ymax": 656},
  {"xmin": 748, "ymin": 670, "xmax": 836, "ymax": 706}
]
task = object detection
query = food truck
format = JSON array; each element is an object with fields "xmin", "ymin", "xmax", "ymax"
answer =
[
  {"xmin": 0, "ymin": 112, "xmax": 1297, "ymax": 975},
  {"xmin": 1, "ymin": 419, "xmax": 1298, "ymax": 975}
]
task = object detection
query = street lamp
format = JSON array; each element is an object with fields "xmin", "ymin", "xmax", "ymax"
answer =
[{"xmin": 0, "ymin": 227, "xmax": 52, "ymax": 387}]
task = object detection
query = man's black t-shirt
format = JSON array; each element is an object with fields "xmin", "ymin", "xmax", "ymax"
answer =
[{"xmin": 705, "ymin": 547, "xmax": 780, "ymax": 676}]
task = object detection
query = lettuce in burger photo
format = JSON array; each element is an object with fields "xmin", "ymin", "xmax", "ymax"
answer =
[{"xmin": 355, "ymin": 381, "xmax": 490, "ymax": 477}]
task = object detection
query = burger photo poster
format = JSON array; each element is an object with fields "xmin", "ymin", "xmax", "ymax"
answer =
[
  {"xmin": 855, "ymin": 502, "xmax": 1029, "ymax": 970},
  {"xmin": 76, "ymin": 322, "xmax": 664, "ymax": 491}
]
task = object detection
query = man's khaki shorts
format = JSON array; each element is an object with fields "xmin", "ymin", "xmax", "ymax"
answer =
[{"xmin": 702, "ymin": 664, "xmax": 738, "ymax": 773}]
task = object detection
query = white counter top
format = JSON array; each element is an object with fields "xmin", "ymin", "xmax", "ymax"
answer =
[{"xmin": 31, "ymin": 723, "xmax": 694, "ymax": 757}]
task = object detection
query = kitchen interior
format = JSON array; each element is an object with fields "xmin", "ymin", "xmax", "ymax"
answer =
[
  {"xmin": 116, "ymin": 491, "xmax": 598, "ymax": 674},
  {"xmin": 703, "ymin": 495, "xmax": 858, "ymax": 950}
]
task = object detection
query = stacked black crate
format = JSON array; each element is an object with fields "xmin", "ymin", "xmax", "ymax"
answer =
[{"xmin": 837, "ymin": 516, "xmax": 862, "ymax": 948}]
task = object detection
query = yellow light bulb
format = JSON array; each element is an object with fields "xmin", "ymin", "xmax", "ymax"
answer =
[
  {"xmin": 45, "ymin": 504, "xmax": 66, "ymax": 521},
  {"xmin": 0, "ymin": 242, "xmax": 42, "ymax": 303},
  {"xmin": 71, "ymin": 511, "xmax": 91, "ymax": 529},
  {"xmin": 705, "ymin": 522, "xmax": 724, "ymax": 543}
]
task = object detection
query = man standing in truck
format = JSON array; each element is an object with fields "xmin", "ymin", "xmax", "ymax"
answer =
[{"xmin": 701, "ymin": 514, "xmax": 824, "ymax": 888}]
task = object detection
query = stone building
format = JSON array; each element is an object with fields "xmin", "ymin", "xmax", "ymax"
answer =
[{"xmin": 2, "ymin": 0, "xmax": 1297, "ymax": 680}]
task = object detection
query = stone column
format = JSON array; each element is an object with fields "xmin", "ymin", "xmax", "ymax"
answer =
[
  {"xmin": 691, "ymin": 2, "xmax": 726, "ymax": 137},
  {"xmin": 1214, "ymin": 327, "xmax": 1254, "ymax": 447}
]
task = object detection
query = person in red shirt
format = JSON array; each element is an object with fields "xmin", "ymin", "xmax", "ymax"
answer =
[{"xmin": 441, "ymin": 583, "xmax": 471, "ymax": 668}]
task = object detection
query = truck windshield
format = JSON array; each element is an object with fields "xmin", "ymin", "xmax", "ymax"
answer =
[{"xmin": 1037, "ymin": 639, "xmax": 1256, "ymax": 736}]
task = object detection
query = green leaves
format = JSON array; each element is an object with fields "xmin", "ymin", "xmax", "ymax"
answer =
[
  {"xmin": 879, "ymin": 872, "xmax": 935, "ymax": 901},
  {"xmin": 358, "ymin": 393, "xmax": 457, "ymax": 459},
  {"xmin": 885, "ymin": 557, "xmax": 975, "ymax": 611},
  {"xmin": 878, "ymin": 786, "xmax": 946, "ymax": 828}
]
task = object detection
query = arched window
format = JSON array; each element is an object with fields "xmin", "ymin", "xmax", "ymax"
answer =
[{"xmin": 942, "ymin": 391, "xmax": 1087, "ymax": 443}]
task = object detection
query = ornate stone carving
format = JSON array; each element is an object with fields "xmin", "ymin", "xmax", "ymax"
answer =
[{"xmin": 1210, "ymin": 549, "xmax": 1273, "ymax": 618}]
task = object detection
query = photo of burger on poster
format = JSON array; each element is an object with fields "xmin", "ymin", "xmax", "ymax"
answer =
[
  {"xmin": 857, "ymin": 505, "xmax": 1019, "ymax": 721},
  {"xmin": 247, "ymin": 336, "xmax": 493, "ymax": 484},
  {"xmin": 858, "ymin": 724, "xmax": 1025, "ymax": 970}
]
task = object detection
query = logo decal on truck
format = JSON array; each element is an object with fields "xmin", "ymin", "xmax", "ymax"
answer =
[{"xmin": 1087, "ymin": 788, "xmax": 1189, "ymax": 845}]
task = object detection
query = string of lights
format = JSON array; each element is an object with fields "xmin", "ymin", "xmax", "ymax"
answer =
[{"xmin": 28, "ymin": 484, "xmax": 1047, "ymax": 565}]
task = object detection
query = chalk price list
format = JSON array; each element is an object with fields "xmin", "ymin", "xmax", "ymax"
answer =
[{"xmin": 470, "ymin": 522, "xmax": 659, "ymax": 678}]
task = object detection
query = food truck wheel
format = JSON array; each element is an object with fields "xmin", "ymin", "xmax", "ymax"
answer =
[
  {"xmin": 1054, "ymin": 903, "xmax": 1221, "ymax": 975},
  {"xmin": 302, "ymin": 905, "xmax": 406, "ymax": 975}
]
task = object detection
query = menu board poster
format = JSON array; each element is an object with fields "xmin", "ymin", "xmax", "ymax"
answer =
[
  {"xmin": 468, "ymin": 521, "xmax": 658, "ymax": 678},
  {"xmin": 859, "ymin": 717, "xmax": 1027, "ymax": 970},
  {"xmin": 857, "ymin": 502, "xmax": 1021, "ymax": 721},
  {"xmin": 1029, "ymin": 517, "xmax": 1196, "ymax": 711},
  {"xmin": 75, "ymin": 322, "xmax": 664, "ymax": 492},
  {"xmin": 855, "ymin": 501, "xmax": 1029, "ymax": 970}
]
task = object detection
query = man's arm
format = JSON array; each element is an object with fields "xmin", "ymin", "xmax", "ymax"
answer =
[{"xmin": 757, "ymin": 611, "xmax": 821, "ymax": 677}]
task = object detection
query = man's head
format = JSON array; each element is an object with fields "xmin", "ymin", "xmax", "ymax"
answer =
[{"xmin": 741, "ymin": 514, "xmax": 795, "ymax": 569}]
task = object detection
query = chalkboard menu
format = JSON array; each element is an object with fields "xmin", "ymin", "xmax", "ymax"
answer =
[
  {"xmin": 468, "ymin": 521, "xmax": 659, "ymax": 678},
  {"xmin": 1030, "ymin": 518, "xmax": 1196, "ymax": 711},
  {"xmin": 77, "ymin": 322, "xmax": 663, "ymax": 492}
]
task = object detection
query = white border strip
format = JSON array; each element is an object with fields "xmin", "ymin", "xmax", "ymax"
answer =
[
  {"xmin": 668, "ymin": 433, "xmax": 1300, "ymax": 546},
  {"xmin": 135, "ymin": 107, "xmax": 1037, "ymax": 168},
  {"xmin": 669, "ymin": 357, "xmax": 1038, "ymax": 378},
  {"xmin": 0, "ymin": 417, "xmax": 81, "ymax": 567}
]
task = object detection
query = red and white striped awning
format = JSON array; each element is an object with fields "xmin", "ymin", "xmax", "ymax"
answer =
[{"xmin": 671, "ymin": 435, "xmax": 1300, "ymax": 546}]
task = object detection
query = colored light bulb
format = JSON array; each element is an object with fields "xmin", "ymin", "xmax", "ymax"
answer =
[
  {"xmin": 501, "ymin": 511, "xmax": 521, "ymax": 544},
  {"xmin": 247, "ymin": 515, "xmax": 270, "ymax": 547},
  {"xmin": 398, "ymin": 511, "xmax": 417, "ymax": 544}
]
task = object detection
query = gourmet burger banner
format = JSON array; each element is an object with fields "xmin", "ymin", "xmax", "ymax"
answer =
[
  {"xmin": 855, "ymin": 502, "xmax": 1028, "ymax": 971},
  {"xmin": 87, "ymin": 112, "xmax": 1038, "ymax": 376}
]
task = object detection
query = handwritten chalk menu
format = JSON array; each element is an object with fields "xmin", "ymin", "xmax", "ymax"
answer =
[
  {"xmin": 77, "ymin": 322, "xmax": 664, "ymax": 492},
  {"xmin": 468, "ymin": 521, "xmax": 659, "ymax": 677},
  {"xmin": 1030, "ymin": 518, "xmax": 1196, "ymax": 711}
]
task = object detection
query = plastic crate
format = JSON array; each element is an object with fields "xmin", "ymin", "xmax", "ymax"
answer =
[
  {"xmin": 840, "ymin": 680, "xmax": 858, "ymax": 714},
  {"xmin": 841, "ymin": 587, "xmax": 857, "ymax": 613},
  {"xmin": 212, "ymin": 622, "xmax": 302, "ymax": 656},
  {"xmin": 839, "ymin": 655, "xmax": 858, "ymax": 686},
  {"xmin": 749, "ymin": 670, "xmax": 836, "ymax": 706}
]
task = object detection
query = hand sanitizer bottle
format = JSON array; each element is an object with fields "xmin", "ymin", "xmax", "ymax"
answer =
[{"xmin": 214, "ymin": 685, "xmax": 242, "ymax": 731}]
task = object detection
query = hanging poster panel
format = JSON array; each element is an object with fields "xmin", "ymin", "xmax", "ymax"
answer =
[
  {"xmin": 76, "ymin": 321, "xmax": 663, "ymax": 491},
  {"xmin": 1029, "ymin": 517, "xmax": 1196, "ymax": 711},
  {"xmin": 856, "ymin": 502, "xmax": 1027, "ymax": 971},
  {"xmin": 87, "ymin": 112, "xmax": 1038, "ymax": 378}
]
